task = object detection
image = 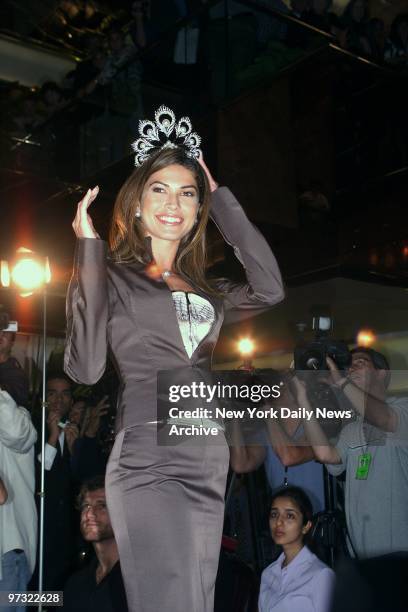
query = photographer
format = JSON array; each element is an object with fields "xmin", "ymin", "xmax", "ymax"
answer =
[
  {"xmin": 0, "ymin": 313, "xmax": 29, "ymax": 408},
  {"xmin": 301, "ymin": 347, "xmax": 408, "ymax": 559},
  {"xmin": 0, "ymin": 389, "xmax": 37, "ymax": 610},
  {"xmin": 229, "ymin": 377, "xmax": 326, "ymax": 512}
]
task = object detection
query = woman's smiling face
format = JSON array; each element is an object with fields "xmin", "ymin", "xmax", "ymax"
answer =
[{"xmin": 139, "ymin": 164, "xmax": 200, "ymax": 245}]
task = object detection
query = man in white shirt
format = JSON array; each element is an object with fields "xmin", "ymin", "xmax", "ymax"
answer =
[
  {"xmin": 0, "ymin": 390, "xmax": 37, "ymax": 612},
  {"xmin": 303, "ymin": 348, "xmax": 408, "ymax": 559}
]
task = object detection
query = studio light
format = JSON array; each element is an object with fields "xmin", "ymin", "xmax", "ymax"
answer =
[
  {"xmin": 356, "ymin": 329, "xmax": 376, "ymax": 347},
  {"xmin": 3, "ymin": 248, "xmax": 51, "ymax": 297},
  {"xmin": 1, "ymin": 247, "xmax": 51, "ymax": 610},
  {"xmin": 238, "ymin": 337, "xmax": 255, "ymax": 356}
]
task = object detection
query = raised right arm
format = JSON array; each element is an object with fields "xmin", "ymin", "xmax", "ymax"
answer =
[
  {"xmin": 64, "ymin": 186, "xmax": 109, "ymax": 384},
  {"xmin": 64, "ymin": 239, "xmax": 108, "ymax": 384}
]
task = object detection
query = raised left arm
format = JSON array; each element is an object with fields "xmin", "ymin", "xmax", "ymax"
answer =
[
  {"xmin": 198, "ymin": 156, "xmax": 284, "ymax": 321},
  {"xmin": 211, "ymin": 187, "xmax": 284, "ymax": 323}
]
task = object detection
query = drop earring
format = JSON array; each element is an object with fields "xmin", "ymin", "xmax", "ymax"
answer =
[{"xmin": 135, "ymin": 206, "xmax": 141, "ymax": 218}]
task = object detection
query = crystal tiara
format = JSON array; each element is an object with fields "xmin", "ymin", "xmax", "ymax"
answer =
[{"xmin": 131, "ymin": 105, "xmax": 202, "ymax": 167}]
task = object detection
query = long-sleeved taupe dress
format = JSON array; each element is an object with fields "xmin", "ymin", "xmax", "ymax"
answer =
[{"xmin": 64, "ymin": 186, "xmax": 284, "ymax": 612}]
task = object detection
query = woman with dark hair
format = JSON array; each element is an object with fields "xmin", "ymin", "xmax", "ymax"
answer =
[
  {"xmin": 259, "ymin": 486, "xmax": 334, "ymax": 612},
  {"xmin": 64, "ymin": 106, "xmax": 284, "ymax": 611}
]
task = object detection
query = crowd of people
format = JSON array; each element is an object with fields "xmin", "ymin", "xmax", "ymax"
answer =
[
  {"xmin": 284, "ymin": 0, "xmax": 408, "ymax": 65},
  {"xmin": 0, "ymin": 5, "xmax": 407, "ymax": 610},
  {"xmin": 1, "ymin": 290, "xmax": 407, "ymax": 611},
  {"xmin": 2, "ymin": 0, "xmax": 408, "ymax": 180}
]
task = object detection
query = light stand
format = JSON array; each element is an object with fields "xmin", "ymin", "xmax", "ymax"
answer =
[{"xmin": 38, "ymin": 287, "xmax": 47, "ymax": 611}]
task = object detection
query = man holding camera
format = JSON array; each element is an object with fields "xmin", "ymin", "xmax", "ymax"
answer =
[{"xmin": 302, "ymin": 347, "xmax": 408, "ymax": 559}]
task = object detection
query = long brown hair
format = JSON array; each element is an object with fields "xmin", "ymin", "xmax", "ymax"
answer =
[{"xmin": 109, "ymin": 148, "xmax": 216, "ymax": 294}]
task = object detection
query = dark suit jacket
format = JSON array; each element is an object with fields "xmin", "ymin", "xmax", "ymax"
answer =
[
  {"xmin": 64, "ymin": 187, "xmax": 284, "ymax": 432},
  {"xmin": 32, "ymin": 429, "xmax": 77, "ymax": 590}
]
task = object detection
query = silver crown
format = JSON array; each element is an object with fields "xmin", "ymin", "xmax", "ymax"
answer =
[{"xmin": 131, "ymin": 105, "xmax": 202, "ymax": 166}]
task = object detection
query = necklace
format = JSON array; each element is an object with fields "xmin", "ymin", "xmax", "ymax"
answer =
[{"xmin": 162, "ymin": 270, "xmax": 172, "ymax": 279}]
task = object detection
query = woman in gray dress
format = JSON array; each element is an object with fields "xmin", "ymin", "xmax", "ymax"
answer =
[{"xmin": 65, "ymin": 107, "xmax": 284, "ymax": 612}]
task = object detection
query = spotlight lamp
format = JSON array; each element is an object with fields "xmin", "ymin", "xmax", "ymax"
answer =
[
  {"xmin": 238, "ymin": 338, "xmax": 255, "ymax": 356},
  {"xmin": 356, "ymin": 329, "xmax": 376, "ymax": 347},
  {"xmin": 1, "ymin": 248, "xmax": 51, "ymax": 295}
]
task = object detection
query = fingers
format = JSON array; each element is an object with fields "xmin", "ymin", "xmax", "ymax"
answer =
[
  {"xmin": 97, "ymin": 395, "xmax": 109, "ymax": 407},
  {"xmin": 47, "ymin": 409, "xmax": 61, "ymax": 423},
  {"xmin": 325, "ymin": 356, "xmax": 337, "ymax": 370},
  {"xmin": 75, "ymin": 187, "xmax": 98, "ymax": 216},
  {"xmin": 65, "ymin": 424, "xmax": 79, "ymax": 438},
  {"xmin": 326, "ymin": 356, "xmax": 343, "ymax": 384},
  {"xmin": 96, "ymin": 396, "xmax": 110, "ymax": 414},
  {"xmin": 72, "ymin": 186, "xmax": 100, "ymax": 238},
  {"xmin": 197, "ymin": 155, "xmax": 218, "ymax": 191},
  {"xmin": 77, "ymin": 186, "xmax": 98, "ymax": 220},
  {"xmin": 292, "ymin": 376, "xmax": 304, "ymax": 388}
]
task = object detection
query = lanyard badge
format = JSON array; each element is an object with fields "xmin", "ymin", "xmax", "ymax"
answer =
[{"xmin": 355, "ymin": 452, "xmax": 372, "ymax": 479}]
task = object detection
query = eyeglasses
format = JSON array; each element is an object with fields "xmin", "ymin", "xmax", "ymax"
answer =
[{"xmin": 79, "ymin": 501, "xmax": 108, "ymax": 514}]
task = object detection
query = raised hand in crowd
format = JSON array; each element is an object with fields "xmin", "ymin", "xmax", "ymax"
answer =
[
  {"xmin": 64, "ymin": 422, "xmax": 80, "ymax": 455},
  {"xmin": 83, "ymin": 396, "xmax": 110, "ymax": 438},
  {"xmin": 47, "ymin": 408, "xmax": 63, "ymax": 447}
]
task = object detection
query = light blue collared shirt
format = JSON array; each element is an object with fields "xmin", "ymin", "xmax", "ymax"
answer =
[{"xmin": 259, "ymin": 545, "xmax": 335, "ymax": 612}]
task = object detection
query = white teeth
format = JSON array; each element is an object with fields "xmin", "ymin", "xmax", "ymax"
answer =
[{"xmin": 157, "ymin": 215, "xmax": 182, "ymax": 223}]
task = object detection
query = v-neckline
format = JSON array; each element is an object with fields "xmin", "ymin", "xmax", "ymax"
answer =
[{"xmin": 165, "ymin": 283, "xmax": 217, "ymax": 362}]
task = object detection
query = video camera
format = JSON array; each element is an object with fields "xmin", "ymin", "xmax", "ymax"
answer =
[
  {"xmin": 0, "ymin": 306, "xmax": 18, "ymax": 333},
  {"xmin": 294, "ymin": 316, "xmax": 351, "ymax": 437},
  {"xmin": 294, "ymin": 316, "xmax": 350, "ymax": 372}
]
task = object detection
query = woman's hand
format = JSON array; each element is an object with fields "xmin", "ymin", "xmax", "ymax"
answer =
[
  {"xmin": 83, "ymin": 395, "xmax": 110, "ymax": 438},
  {"xmin": 72, "ymin": 186, "xmax": 100, "ymax": 238},
  {"xmin": 198, "ymin": 154, "xmax": 218, "ymax": 193}
]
